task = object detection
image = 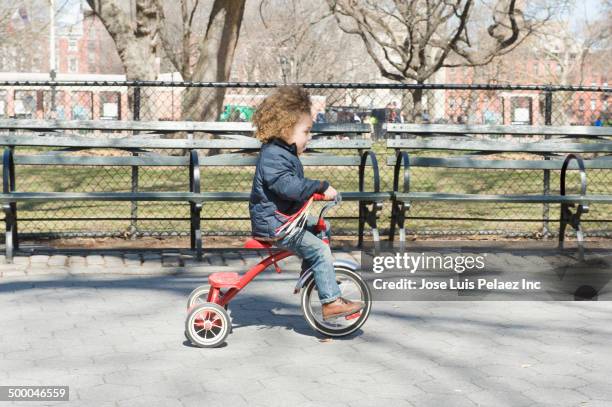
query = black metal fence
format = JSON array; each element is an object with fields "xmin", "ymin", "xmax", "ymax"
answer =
[{"xmin": 0, "ymin": 81, "xmax": 610, "ymax": 240}]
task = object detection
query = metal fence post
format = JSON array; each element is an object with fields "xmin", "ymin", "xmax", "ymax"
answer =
[
  {"xmin": 130, "ymin": 85, "xmax": 141, "ymax": 239},
  {"xmin": 542, "ymin": 88, "xmax": 553, "ymax": 238}
]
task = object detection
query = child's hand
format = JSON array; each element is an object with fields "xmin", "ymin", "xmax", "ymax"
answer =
[{"xmin": 323, "ymin": 185, "xmax": 338, "ymax": 200}]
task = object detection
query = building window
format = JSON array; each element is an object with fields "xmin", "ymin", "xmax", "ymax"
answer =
[
  {"xmin": 87, "ymin": 40, "xmax": 96, "ymax": 66},
  {"xmin": 590, "ymin": 99, "xmax": 596, "ymax": 110},
  {"xmin": 578, "ymin": 98, "xmax": 585, "ymax": 111},
  {"xmin": 0, "ymin": 90, "xmax": 6, "ymax": 118},
  {"xmin": 68, "ymin": 39, "xmax": 78, "ymax": 52},
  {"xmin": 449, "ymin": 97, "xmax": 456, "ymax": 109},
  {"xmin": 100, "ymin": 92, "xmax": 121, "ymax": 120},
  {"xmin": 69, "ymin": 57, "xmax": 78, "ymax": 73},
  {"xmin": 14, "ymin": 91, "xmax": 37, "ymax": 118}
]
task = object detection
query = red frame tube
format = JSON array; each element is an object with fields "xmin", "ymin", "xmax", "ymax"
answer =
[{"xmin": 209, "ymin": 250, "xmax": 295, "ymax": 307}]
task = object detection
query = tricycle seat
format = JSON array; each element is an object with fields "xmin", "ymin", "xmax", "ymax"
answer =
[
  {"xmin": 209, "ymin": 272, "xmax": 241, "ymax": 288},
  {"xmin": 243, "ymin": 238, "xmax": 273, "ymax": 249}
]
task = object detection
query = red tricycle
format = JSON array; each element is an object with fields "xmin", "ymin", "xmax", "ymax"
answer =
[{"xmin": 184, "ymin": 193, "xmax": 372, "ymax": 348}]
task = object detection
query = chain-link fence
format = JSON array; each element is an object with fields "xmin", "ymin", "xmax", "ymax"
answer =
[{"xmin": 0, "ymin": 81, "xmax": 610, "ymax": 240}]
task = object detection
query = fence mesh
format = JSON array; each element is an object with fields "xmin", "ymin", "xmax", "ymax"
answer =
[{"xmin": 0, "ymin": 81, "xmax": 610, "ymax": 240}]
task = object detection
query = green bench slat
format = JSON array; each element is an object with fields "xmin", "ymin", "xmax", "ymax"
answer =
[
  {"xmin": 196, "ymin": 192, "xmax": 388, "ymax": 201},
  {"xmin": 13, "ymin": 153, "xmax": 378, "ymax": 167},
  {"xmin": 199, "ymin": 154, "xmax": 376, "ymax": 166},
  {"xmin": 0, "ymin": 135, "xmax": 371, "ymax": 150},
  {"xmin": 384, "ymin": 123, "xmax": 612, "ymax": 137},
  {"xmin": 0, "ymin": 191, "xmax": 389, "ymax": 203},
  {"xmin": 0, "ymin": 192, "xmax": 198, "ymax": 202},
  {"xmin": 387, "ymin": 139, "xmax": 612, "ymax": 153},
  {"xmin": 0, "ymin": 119, "xmax": 371, "ymax": 134},
  {"xmin": 393, "ymin": 192, "xmax": 612, "ymax": 204},
  {"xmin": 385, "ymin": 156, "xmax": 612, "ymax": 169},
  {"xmin": 340, "ymin": 192, "xmax": 390, "ymax": 201},
  {"xmin": 14, "ymin": 155, "xmax": 191, "ymax": 166}
]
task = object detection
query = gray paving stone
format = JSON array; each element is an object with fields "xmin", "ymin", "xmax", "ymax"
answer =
[
  {"xmin": 117, "ymin": 396, "xmax": 183, "ymax": 407},
  {"xmin": 86, "ymin": 255, "xmax": 105, "ymax": 265},
  {"xmin": 102, "ymin": 255, "xmax": 125, "ymax": 267},
  {"xmin": 77, "ymin": 383, "xmax": 142, "ymax": 402},
  {"xmin": 161, "ymin": 255, "xmax": 182, "ymax": 267},
  {"xmin": 124, "ymin": 253, "xmax": 142, "ymax": 262},
  {"xmin": 68, "ymin": 256, "xmax": 86, "ymax": 267},
  {"xmin": 0, "ymin": 262, "xmax": 28, "ymax": 271},
  {"xmin": 207, "ymin": 254, "xmax": 226, "ymax": 266},
  {"xmin": 12, "ymin": 256, "xmax": 30, "ymax": 265},
  {"xmin": 30, "ymin": 254, "xmax": 50, "ymax": 263},
  {"xmin": 1, "ymin": 269, "xmax": 27, "ymax": 278},
  {"xmin": 142, "ymin": 253, "xmax": 162, "ymax": 262},
  {"xmin": 27, "ymin": 266, "xmax": 67, "ymax": 276},
  {"xmin": 48, "ymin": 255, "xmax": 68, "ymax": 266},
  {"xmin": 181, "ymin": 392, "xmax": 248, "ymax": 407}
]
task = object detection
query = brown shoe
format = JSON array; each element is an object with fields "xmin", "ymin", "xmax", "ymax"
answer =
[{"xmin": 322, "ymin": 297, "xmax": 365, "ymax": 321}]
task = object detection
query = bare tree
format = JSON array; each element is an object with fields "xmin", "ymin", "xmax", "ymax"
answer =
[
  {"xmin": 159, "ymin": 0, "xmax": 245, "ymax": 120},
  {"xmin": 85, "ymin": 0, "xmax": 163, "ymax": 81},
  {"xmin": 478, "ymin": 0, "xmax": 611, "ymax": 124},
  {"xmin": 86, "ymin": 0, "xmax": 245, "ymax": 120},
  {"xmin": 230, "ymin": 0, "xmax": 377, "ymax": 83},
  {"xmin": 327, "ymin": 0, "xmax": 564, "ymax": 118},
  {"xmin": 0, "ymin": 2, "xmax": 49, "ymax": 73}
]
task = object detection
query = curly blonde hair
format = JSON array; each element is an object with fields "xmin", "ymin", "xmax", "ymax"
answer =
[{"xmin": 252, "ymin": 86, "xmax": 312, "ymax": 143}]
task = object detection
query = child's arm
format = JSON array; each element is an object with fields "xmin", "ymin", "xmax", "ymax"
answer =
[{"xmin": 262, "ymin": 155, "xmax": 328, "ymax": 202}]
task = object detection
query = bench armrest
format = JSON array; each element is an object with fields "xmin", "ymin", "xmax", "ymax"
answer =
[
  {"xmin": 3, "ymin": 147, "xmax": 15, "ymax": 194},
  {"xmin": 560, "ymin": 153, "xmax": 587, "ymax": 197},
  {"xmin": 392, "ymin": 150, "xmax": 410, "ymax": 193},
  {"xmin": 359, "ymin": 150, "xmax": 380, "ymax": 194},
  {"xmin": 189, "ymin": 149, "xmax": 201, "ymax": 194}
]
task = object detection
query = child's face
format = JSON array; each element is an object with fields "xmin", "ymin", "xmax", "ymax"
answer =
[{"xmin": 287, "ymin": 113, "xmax": 312, "ymax": 155}]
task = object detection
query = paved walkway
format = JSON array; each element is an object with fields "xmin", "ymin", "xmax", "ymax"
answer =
[{"xmin": 1, "ymin": 241, "xmax": 611, "ymax": 406}]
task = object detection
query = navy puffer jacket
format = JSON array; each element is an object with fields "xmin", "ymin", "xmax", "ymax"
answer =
[{"xmin": 249, "ymin": 138, "xmax": 329, "ymax": 239}]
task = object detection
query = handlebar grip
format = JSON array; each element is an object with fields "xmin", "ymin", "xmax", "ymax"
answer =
[{"xmin": 312, "ymin": 193, "xmax": 326, "ymax": 201}]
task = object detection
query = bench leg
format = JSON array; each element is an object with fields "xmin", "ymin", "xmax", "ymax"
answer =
[
  {"xmin": 190, "ymin": 203, "xmax": 202, "ymax": 261},
  {"xmin": 358, "ymin": 201, "xmax": 381, "ymax": 251},
  {"xmin": 10, "ymin": 202, "xmax": 19, "ymax": 250},
  {"xmin": 389, "ymin": 200, "xmax": 398, "ymax": 244},
  {"xmin": 389, "ymin": 200, "xmax": 410, "ymax": 251},
  {"xmin": 358, "ymin": 203, "xmax": 365, "ymax": 248},
  {"xmin": 558, "ymin": 204, "xmax": 569, "ymax": 250},
  {"xmin": 397, "ymin": 204, "xmax": 406, "ymax": 252},
  {"xmin": 576, "ymin": 224, "xmax": 585, "ymax": 262},
  {"xmin": 558, "ymin": 203, "xmax": 587, "ymax": 262},
  {"xmin": 3, "ymin": 203, "xmax": 17, "ymax": 264}
]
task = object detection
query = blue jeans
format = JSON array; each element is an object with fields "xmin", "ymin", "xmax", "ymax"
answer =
[{"xmin": 275, "ymin": 215, "xmax": 341, "ymax": 304}]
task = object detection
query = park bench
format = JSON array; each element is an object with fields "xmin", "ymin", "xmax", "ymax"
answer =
[
  {"xmin": 386, "ymin": 123, "xmax": 612, "ymax": 260},
  {"xmin": 0, "ymin": 119, "xmax": 385, "ymax": 263}
]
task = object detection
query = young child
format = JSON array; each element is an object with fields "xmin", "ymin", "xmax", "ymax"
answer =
[{"xmin": 249, "ymin": 86, "xmax": 364, "ymax": 320}]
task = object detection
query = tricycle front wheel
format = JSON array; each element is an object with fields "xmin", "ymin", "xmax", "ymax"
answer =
[
  {"xmin": 301, "ymin": 266, "xmax": 371, "ymax": 337},
  {"xmin": 185, "ymin": 303, "xmax": 231, "ymax": 348}
]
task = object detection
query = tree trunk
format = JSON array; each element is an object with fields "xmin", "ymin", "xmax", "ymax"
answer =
[
  {"xmin": 181, "ymin": 0, "xmax": 246, "ymax": 122},
  {"xmin": 87, "ymin": 0, "xmax": 162, "ymax": 120},
  {"xmin": 401, "ymin": 85, "xmax": 424, "ymax": 123}
]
